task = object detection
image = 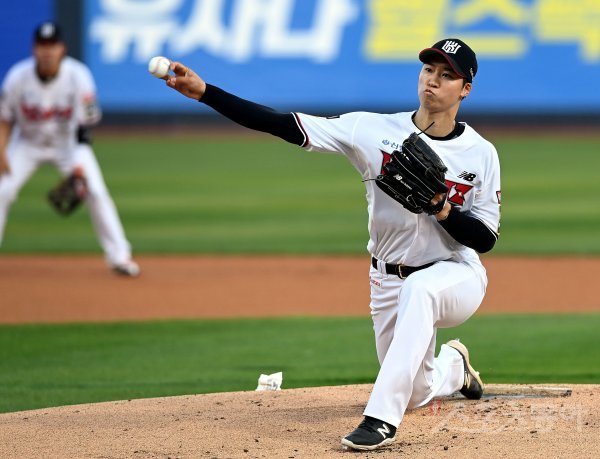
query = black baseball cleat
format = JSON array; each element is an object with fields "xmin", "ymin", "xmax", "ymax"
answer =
[
  {"xmin": 341, "ymin": 416, "xmax": 396, "ymax": 451},
  {"xmin": 446, "ymin": 339, "xmax": 484, "ymax": 400}
]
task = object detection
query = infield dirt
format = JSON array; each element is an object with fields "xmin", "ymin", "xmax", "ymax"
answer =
[{"xmin": 0, "ymin": 255, "xmax": 597, "ymax": 323}]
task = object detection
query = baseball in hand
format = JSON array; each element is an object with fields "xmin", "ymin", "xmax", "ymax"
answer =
[{"xmin": 148, "ymin": 56, "xmax": 171, "ymax": 79}]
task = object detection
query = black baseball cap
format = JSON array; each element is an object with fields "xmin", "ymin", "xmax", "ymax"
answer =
[
  {"xmin": 419, "ymin": 38, "xmax": 477, "ymax": 82},
  {"xmin": 33, "ymin": 21, "xmax": 63, "ymax": 44}
]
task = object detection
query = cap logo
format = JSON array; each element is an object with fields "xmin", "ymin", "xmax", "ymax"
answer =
[
  {"xmin": 441, "ymin": 40, "xmax": 461, "ymax": 54},
  {"xmin": 40, "ymin": 23, "xmax": 55, "ymax": 39}
]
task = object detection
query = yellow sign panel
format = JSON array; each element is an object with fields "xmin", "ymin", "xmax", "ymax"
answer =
[
  {"xmin": 535, "ymin": 0, "xmax": 600, "ymax": 62},
  {"xmin": 365, "ymin": 0, "xmax": 600, "ymax": 62},
  {"xmin": 365, "ymin": 0, "xmax": 448, "ymax": 60}
]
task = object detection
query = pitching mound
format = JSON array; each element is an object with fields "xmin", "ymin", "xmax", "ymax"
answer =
[{"xmin": 0, "ymin": 384, "xmax": 597, "ymax": 458}]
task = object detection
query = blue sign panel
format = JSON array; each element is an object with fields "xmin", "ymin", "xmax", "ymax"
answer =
[
  {"xmin": 0, "ymin": 2, "xmax": 54, "ymax": 82},
  {"xmin": 83, "ymin": 0, "xmax": 600, "ymax": 114}
]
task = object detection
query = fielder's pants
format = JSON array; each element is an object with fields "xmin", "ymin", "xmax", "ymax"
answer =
[{"xmin": 0, "ymin": 141, "xmax": 132, "ymax": 267}]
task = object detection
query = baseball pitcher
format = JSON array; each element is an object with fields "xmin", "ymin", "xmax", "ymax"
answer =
[{"xmin": 160, "ymin": 38, "xmax": 500, "ymax": 451}]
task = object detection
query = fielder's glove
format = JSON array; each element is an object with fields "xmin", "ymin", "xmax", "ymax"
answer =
[
  {"xmin": 47, "ymin": 168, "xmax": 88, "ymax": 215},
  {"xmin": 376, "ymin": 132, "xmax": 448, "ymax": 215}
]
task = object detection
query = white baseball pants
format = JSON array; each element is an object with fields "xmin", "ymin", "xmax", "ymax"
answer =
[
  {"xmin": 0, "ymin": 141, "xmax": 132, "ymax": 266},
  {"xmin": 363, "ymin": 259, "xmax": 487, "ymax": 427}
]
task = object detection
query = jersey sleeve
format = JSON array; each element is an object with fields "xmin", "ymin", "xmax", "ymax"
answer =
[
  {"xmin": 74, "ymin": 62, "xmax": 102, "ymax": 126},
  {"xmin": 469, "ymin": 143, "xmax": 501, "ymax": 237},
  {"xmin": 294, "ymin": 112, "xmax": 365, "ymax": 156},
  {"xmin": 0, "ymin": 66, "xmax": 19, "ymax": 123}
]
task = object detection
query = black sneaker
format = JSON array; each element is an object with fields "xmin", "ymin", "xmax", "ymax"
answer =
[
  {"xmin": 341, "ymin": 416, "xmax": 396, "ymax": 451},
  {"xmin": 446, "ymin": 339, "xmax": 484, "ymax": 400}
]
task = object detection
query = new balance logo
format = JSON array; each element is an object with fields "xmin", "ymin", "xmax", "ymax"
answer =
[
  {"xmin": 458, "ymin": 171, "xmax": 477, "ymax": 182},
  {"xmin": 441, "ymin": 40, "xmax": 461, "ymax": 54},
  {"xmin": 377, "ymin": 424, "xmax": 391, "ymax": 439}
]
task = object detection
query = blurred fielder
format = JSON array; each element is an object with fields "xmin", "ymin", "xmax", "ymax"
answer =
[{"xmin": 0, "ymin": 22, "xmax": 139, "ymax": 277}]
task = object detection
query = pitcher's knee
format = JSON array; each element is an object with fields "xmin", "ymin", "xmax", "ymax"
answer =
[{"xmin": 408, "ymin": 385, "xmax": 433, "ymax": 409}]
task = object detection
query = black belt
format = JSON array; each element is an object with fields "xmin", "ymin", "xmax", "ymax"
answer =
[{"xmin": 371, "ymin": 257, "xmax": 435, "ymax": 279}]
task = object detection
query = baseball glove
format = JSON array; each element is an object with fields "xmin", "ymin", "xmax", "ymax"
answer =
[
  {"xmin": 47, "ymin": 168, "xmax": 88, "ymax": 216},
  {"xmin": 376, "ymin": 132, "xmax": 448, "ymax": 215}
]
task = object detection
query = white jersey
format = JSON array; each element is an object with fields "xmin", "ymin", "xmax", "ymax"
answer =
[
  {"xmin": 0, "ymin": 56, "xmax": 101, "ymax": 150},
  {"xmin": 294, "ymin": 111, "xmax": 501, "ymax": 266},
  {"xmin": 0, "ymin": 56, "xmax": 134, "ymax": 270}
]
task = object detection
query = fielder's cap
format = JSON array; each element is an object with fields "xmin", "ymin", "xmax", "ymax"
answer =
[
  {"xmin": 419, "ymin": 38, "xmax": 477, "ymax": 82},
  {"xmin": 33, "ymin": 21, "xmax": 63, "ymax": 44}
]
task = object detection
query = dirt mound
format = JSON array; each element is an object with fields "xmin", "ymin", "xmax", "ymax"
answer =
[{"xmin": 0, "ymin": 384, "xmax": 597, "ymax": 458}]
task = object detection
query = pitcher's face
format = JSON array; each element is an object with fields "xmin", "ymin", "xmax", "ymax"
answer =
[{"xmin": 418, "ymin": 58, "xmax": 471, "ymax": 113}]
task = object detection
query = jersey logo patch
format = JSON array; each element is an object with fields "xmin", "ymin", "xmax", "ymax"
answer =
[
  {"xmin": 458, "ymin": 171, "xmax": 477, "ymax": 182},
  {"xmin": 380, "ymin": 150, "xmax": 392, "ymax": 174},
  {"xmin": 446, "ymin": 180, "xmax": 474, "ymax": 206}
]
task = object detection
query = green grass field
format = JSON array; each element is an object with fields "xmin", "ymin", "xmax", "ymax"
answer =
[
  {"xmin": 1, "ymin": 132, "xmax": 599, "ymax": 414},
  {"xmin": 2, "ymin": 134, "xmax": 600, "ymax": 254},
  {"xmin": 0, "ymin": 314, "xmax": 598, "ymax": 414}
]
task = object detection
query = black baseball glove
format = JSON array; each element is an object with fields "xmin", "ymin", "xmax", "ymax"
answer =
[
  {"xmin": 375, "ymin": 132, "xmax": 448, "ymax": 215},
  {"xmin": 47, "ymin": 169, "xmax": 88, "ymax": 216}
]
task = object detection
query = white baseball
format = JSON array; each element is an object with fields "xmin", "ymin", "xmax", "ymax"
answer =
[{"xmin": 148, "ymin": 56, "xmax": 171, "ymax": 79}]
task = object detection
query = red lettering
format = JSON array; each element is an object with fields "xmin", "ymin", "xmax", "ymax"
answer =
[{"xmin": 20, "ymin": 103, "xmax": 72, "ymax": 122}]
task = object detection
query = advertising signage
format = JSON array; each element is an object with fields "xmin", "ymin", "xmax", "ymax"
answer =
[{"xmin": 83, "ymin": 0, "xmax": 600, "ymax": 114}]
